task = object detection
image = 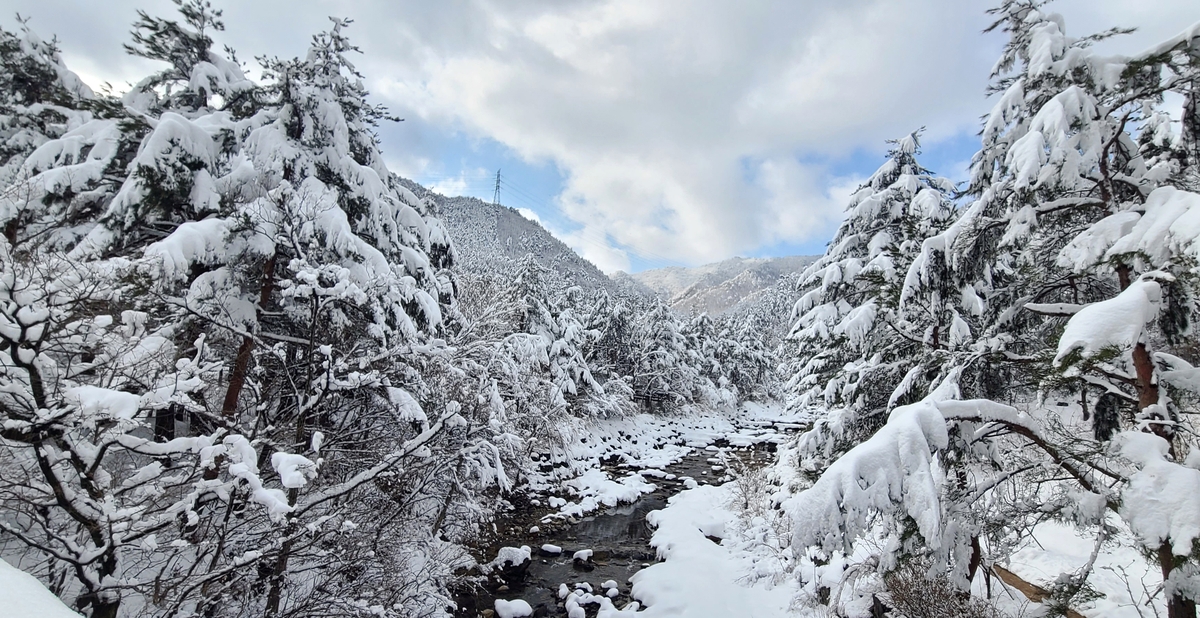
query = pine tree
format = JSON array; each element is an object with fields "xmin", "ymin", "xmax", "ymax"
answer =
[
  {"xmin": 784, "ymin": 8, "xmax": 1200, "ymax": 618},
  {"xmin": 720, "ymin": 315, "xmax": 775, "ymax": 401},
  {"xmin": 0, "ymin": 19, "xmax": 93, "ymax": 186},
  {"xmin": 123, "ymin": 0, "xmax": 256, "ymax": 115},
  {"xmin": 632, "ymin": 298, "xmax": 703, "ymax": 412},
  {"xmin": 1, "ymin": 9, "xmax": 472, "ymax": 617},
  {"xmin": 0, "ymin": 21, "xmax": 104, "ymax": 248},
  {"xmin": 784, "ymin": 131, "xmax": 955, "ymax": 459}
]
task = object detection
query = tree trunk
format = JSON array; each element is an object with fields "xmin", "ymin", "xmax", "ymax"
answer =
[
  {"xmin": 266, "ymin": 300, "xmax": 321, "ymax": 616},
  {"xmin": 1131, "ymin": 342, "xmax": 1159, "ymax": 410},
  {"xmin": 220, "ymin": 255, "xmax": 277, "ymax": 417},
  {"xmin": 1119, "ymin": 264, "xmax": 1192, "ymax": 616},
  {"xmin": 88, "ymin": 600, "xmax": 120, "ymax": 618},
  {"xmin": 154, "ymin": 404, "xmax": 177, "ymax": 442},
  {"xmin": 967, "ymin": 536, "xmax": 983, "ymax": 583},
  {"xmin": 264, "ymin": 526, "xmax": 295, "ymax": 617},
  {"xmin": 1161, "ymin": 542, "xmax": 1198, "ymax": 618},
  {"xmin": 1183, "ymin": 83, "xmax": 1200, "ymax": 171}
]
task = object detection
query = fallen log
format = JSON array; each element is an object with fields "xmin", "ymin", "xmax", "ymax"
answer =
[{"xmin": 991, "ymin": 564, "xmax": 1086, "ymax": 618}]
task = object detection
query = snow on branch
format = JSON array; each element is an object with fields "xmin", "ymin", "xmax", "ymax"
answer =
[
  {"xmin": 143, "ymin": 217, "xmax": 233, "ymax": 282},
  {"xmin": 1156, "ymin": 352, "xmax": 1200, "ymax": 393},
  {"xmin": 787, "ymin": 396, "xmax": 1108, "ymax": 559},
  {"xmin": 1114, "ymin": 431, "xmax": 1200, "ymax": 556},
  {"xmin": 785, "ymin": 399, "xmax": 948, "ymax": 554},
  {"xmin": 1058, "ymin": 187, "xmax": 1200, "ymax": 274},
  {"xmin": 1056, "ymin": 211, "xmax": 1140, "ymax": 273},
  {"xmin": 1024, "ymin": 302, "xmax": 1084, "ymax": 316},
  {"xmin": 1107, "ymin": 187, "xmax": 1200, "ymax": 266},
  {"xmin": 1055, "ymin": 277, "xmax": 1163, "ymax": 369}
]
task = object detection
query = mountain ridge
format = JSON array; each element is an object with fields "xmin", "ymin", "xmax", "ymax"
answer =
[
  {"xmin": 401, "ymin": 179, "xmax": 816, "ymax": 314},
  {"xmin": 628, "ymin": 255, "xmax": 818, "ymax": 316}
]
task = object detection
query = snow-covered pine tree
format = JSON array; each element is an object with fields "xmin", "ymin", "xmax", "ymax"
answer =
[
  {"xmin": 718, "ymin": 314, "xmax": 775, "ymax": 402},
  {"xmin": 631, "ymin": 297, "xmax": 705, "ymax": 412},
  {"xmin": 582, "ymin": 286, "xmax": 638, "ymax": 382},
  {"xmin": 158, "ymin": 17, "xmax": 467, "ymax": 616},
  {"xmin": 783, "ymin": 131, "xmax": 955, "ymax": 461},
  {"xmin": 681, "ymin": 312, "xmax": 734, "ymax": 407},
  {"xmin": 539, "ymin": 285, "xmax": 607, "ymax": 416},
  {"xmin": 0, "ymin": 21, "xmax": 111, "ymax": 250},
  {"xmin": 486, "ymin": 255, "xmax": 628, "ymax": 438},
  {"xmin": 123, "ymin": 0, "xmax": 256, "ymax": 116},
  {"xmin": 785, "ymin": 8, "xmax": 1200, "ymax": 617},
  {"xmin": 0, "ymin": 16, "xmax": 295, "ymax": 618},
  {"xmin": 2, "ymin": 7, "xmax": 475, "ymax": 617},
  {"xmin": 0, "ymin": 19, "xmax": 94, "ymax": 195}
]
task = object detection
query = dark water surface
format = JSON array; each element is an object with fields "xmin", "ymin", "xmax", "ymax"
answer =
[{"xmin": 453, "ymin": 437, "xmax": 783, "ymax": 617}]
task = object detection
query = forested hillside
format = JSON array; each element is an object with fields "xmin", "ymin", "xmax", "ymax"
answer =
[
  {"xmin": 632, "ymin": 255, "xmax": 818, "ymax": 316},
  {"xmin": 401, "ymin": 182, "xmax": 616, "ymax": 292},
  {"xmin": 2, "ymin": 1, "xmax": 1200, "ymax": 618}
]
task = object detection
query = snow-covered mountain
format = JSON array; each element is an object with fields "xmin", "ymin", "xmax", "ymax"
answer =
[
  {"xmin": 628, "ymin": 255, "xmax": 817, "ymax": 316},
  {"xmin": 403, "ymin": 177, "xmax": 812, "ymax": 316},
  {"xmin": 402, "ymin": 180, "xmax": 616, "ymax": 291}
]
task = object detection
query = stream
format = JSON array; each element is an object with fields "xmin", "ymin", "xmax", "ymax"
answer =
[{"xmin": 453, "ymin": 430, "xmax": 791, "ymax": 618}]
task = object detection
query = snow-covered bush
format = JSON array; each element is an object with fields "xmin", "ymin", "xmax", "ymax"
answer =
[{"xmin": 884, "ymin": 560, "xmax": 1003, "ymax": 618}]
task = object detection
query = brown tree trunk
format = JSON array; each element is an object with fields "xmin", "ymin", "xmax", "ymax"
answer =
[
  {"xmin": 1161, "ymin": 542, "xmax": 1198, "ymax": 618},
  {"xmin": 967, "ymin": 536, "xmax": 983, "ymax": 583},
  {"xmin": 264, "ymin": 522, "xmax": 296, "ymax": 617},
  {"xmin": 1116, "ymin": 264, "xmax": 1132, "ymax": 291},
  {"xmin": 1117, "ymin": 267, "xmax": 1191, "ymax": 615},
  {"xmin": 220, "ymin": 255, "xmax": 277, "ymax": 417}
]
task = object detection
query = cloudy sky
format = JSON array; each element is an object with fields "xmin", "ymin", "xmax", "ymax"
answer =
[{"xmin": 9, "ymin": 0, "xmax": 1198, "ymax": 272}]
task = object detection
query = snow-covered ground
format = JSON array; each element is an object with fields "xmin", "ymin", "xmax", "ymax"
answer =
[
  {"xmin": 0, "ymin": 558, "xmax": 82, "ymax": 618},
  {"xmin": 614, "ymin": 483, "xmax": 801, "ymax": 617},
  {"xmin": 526, "ymin": 402, "xmax": 805, "ymax": 522},
  {"xmin": 1007, "ymin": 521, "xmax": 1163, "ymax": 618},
  {"xmin": 493, "ymin": 402, "xmax": 1168, "ymax": 617}
]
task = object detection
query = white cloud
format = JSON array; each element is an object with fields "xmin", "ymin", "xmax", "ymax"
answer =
[
  {"xmin": 558, "ymin": 228, "xmax": 632, "ymax": 274},
  {"xmin": 367, "ymin": 0, "xmax": 1196, "ymax": 266},
  {"xmin": 10, "ymin": 0, "xmax": 1197, "ymax": 266},
  {"xmin": 515, "ymin": 208, "xmax": 541, "ymax": 225},
  {"xmin": 368, "ymin": 0, "xmax": 999, "ymax": 265}
]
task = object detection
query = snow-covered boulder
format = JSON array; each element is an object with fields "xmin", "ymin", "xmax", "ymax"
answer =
[
  {"xmin": 486, "ymin": 545, "xmax": 532, "ymax": 579},
  {"xmin": 493, "ymin": 598, "xmax": 533, "ymax": 618}
]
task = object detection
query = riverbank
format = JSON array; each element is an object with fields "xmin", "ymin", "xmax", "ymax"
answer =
[{"xmin": 454, "ymin": 402, "xmax": 808, "ymax": 617}]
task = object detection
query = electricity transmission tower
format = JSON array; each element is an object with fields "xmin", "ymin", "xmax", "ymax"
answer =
[{"xmin": 493, "ymin": 169, "xmax": 501, "ymax": 206}]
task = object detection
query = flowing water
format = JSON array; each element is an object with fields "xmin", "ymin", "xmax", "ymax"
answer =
[{"xmin": 453, "ymin": 438, "xmax": 784, "ymax": 617}]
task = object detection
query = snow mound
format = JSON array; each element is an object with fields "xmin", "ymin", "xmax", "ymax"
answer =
[
  {"xmin": 559, "ymin": 469, "xmax": 654, "ymax": 517},
  {"xmin": 493, "ymin": 598, "xmax": 533, "ymax": 618},
  {"xmin": 0, "ymin": 559, "xmax": 81, "ymax": 618},
  {"xmin": 616, "ymin": 484, "xmax": 796, "ymax": 617}
]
